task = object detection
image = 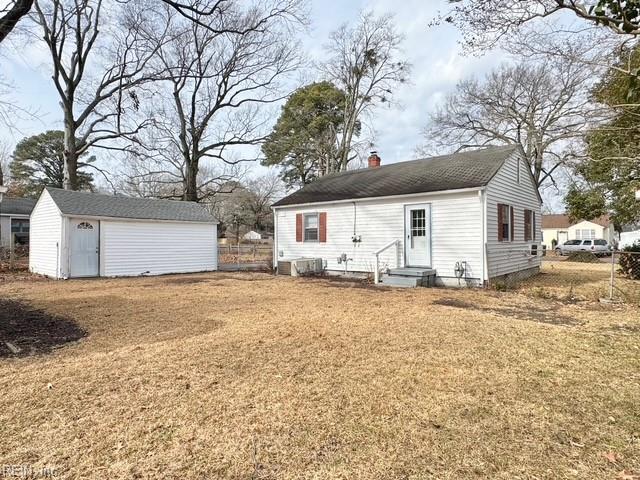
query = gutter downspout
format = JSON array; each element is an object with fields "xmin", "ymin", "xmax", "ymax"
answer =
[
  {"xmin": 272, "ymin": 207, "xmax": 278, "ymax": 273},
  {"xmin": 480, "ymin": 189, "xmax": 488, "ymax": 285}
]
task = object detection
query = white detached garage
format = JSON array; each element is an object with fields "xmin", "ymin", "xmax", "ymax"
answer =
[{"xmin": 30, "ymin": 187, "xmax": 218, "ymax": 279}]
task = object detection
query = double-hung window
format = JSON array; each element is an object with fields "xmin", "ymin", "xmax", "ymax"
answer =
[
  {"xmin": 498, "ymin": 204, "xmax": 513, "ymax": 242},
  {"xmin": 524, "ymin": 209, "xmax": 536, "ymax": 241},
  {"xmin": 303, "ymin": 213, "xmax": 319, "ymax": 242},
  {"xmin": 576, "ymin": 229, "xmax": 595, "ymax": 240}
]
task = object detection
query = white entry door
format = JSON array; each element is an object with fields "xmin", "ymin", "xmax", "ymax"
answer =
[
  {"xmin": 70, "ymin": 219, "xmax": 99, "ymax": 277},
  {"xmin": 404, "ymin": 204, "xmax": 431, "ymax": 267}
]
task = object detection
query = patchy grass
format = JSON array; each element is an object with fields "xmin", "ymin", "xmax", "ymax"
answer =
[
  {"xmin": 521, "ymin": 261, "xmax": 640, "ymax": 304},
  {"xmin": 0, "ymin": 270, "xmax": 639, "ymax": 479}
]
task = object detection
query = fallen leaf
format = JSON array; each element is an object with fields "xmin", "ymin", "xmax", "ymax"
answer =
[
  {"xmin": 604, "ymin": 451, "xmax": 619, "ymax": 463},
  {"xmin": 618, "ymin": 470, "xmax": 639, "ymax": 480}
]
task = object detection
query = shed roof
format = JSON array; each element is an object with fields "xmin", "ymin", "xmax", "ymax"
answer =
[
  {"xmin": 0, "ymin": 197, "xmax": 37, "ymax": 216},
  {"xmin": 541, "ymin": 214, "xmax": 570, "ymax": 229},
  {"xmin": 45, "ymin": 188, "xmax": 217, "ymax": 223},
  {"xmin": 541, "ymin": 214, "xmax": 611, "ymax": 229},
  {"xmin": 272, "ymin": 145, "xmax": 519, "ymax": 207}
]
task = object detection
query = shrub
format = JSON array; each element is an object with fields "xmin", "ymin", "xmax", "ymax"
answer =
[
  {"xmin": 566, "ymin": 251, "xmax": 601, "ymax": 263},
  {"xmin": 619, "ymin": 241, "xmax": 640, "ymax": 280}
]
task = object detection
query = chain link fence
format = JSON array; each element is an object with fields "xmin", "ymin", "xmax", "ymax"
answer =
[
  {"xmin": 0, "ymin": 246, "xmax": 29, "ymax": 272},
  {"xmin": 498, "ymin": 248, "xmax": 640, "ymax": 305},
  {"xmin": 217, "ymin": 243, "xmax": 272, "ymax": 268}
]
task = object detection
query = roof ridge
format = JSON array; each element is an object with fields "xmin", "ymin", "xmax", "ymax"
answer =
[
  {"xmin": 273, "ymin": 145, "xmax": 519, "ymax": 207},
  {"xmin": 45, "ymin": 187, "xmax": 217, "ymax": 223},
  {"xmin": 319, "ymin": 144, "xmax": 519, "ymax": 181},
  {"xmin": 45, "ymin": 187, "xmax": 195, "ymax": 205}
]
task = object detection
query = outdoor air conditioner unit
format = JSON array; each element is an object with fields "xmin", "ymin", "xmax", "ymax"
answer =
[{"xmin": 277, "ymin": 258, "xmax": 323, "ymax": 276}]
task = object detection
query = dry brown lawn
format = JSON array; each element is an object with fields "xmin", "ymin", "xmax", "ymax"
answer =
[
  {"xmin": 0, "ymin": 265, "xmax": 639, "ymax": 479},
  {"xmin": 521, "ymin": 261, "xmax": 640, "ymax": 305}
]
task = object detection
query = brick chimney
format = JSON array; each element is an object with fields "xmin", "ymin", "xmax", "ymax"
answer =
[{"xmin": 368, "ymin": 151, "xmax": 381, "ymax": 168}]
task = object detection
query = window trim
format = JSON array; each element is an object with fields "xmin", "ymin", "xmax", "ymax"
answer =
[
  {"xmin": 575, "ymin": 228, "xmax": 596, "ymax": 240},
  {"xmin": 524, "ymin": 209, "xmax": 536, "ymax": 242},
  {"xmin": 303, "ymin": 213, "xmax": 319, "ymax": 243},
  {"xmin": 498, "ymin": 203, "xmax": 514, "ymax": 242}
]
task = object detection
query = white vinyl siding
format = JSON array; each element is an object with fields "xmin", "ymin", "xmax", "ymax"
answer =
[
  {"xmin": 275, "ymin": 191, "xmax": 484, "ymax": 285},
  {"xmin": 100, "ymin": 221, "xmax": 217, "ymax": 277},
  {"xmin": 569, "ymin": 221, "xmax": 604, "ymax": 242},
  {"xmin": 485, "ymin": 153, "xmax": 542, "ymax": 278},
  {"xmin": 29, "ymin": 190, "xmax": 63, "ymax": 278}
]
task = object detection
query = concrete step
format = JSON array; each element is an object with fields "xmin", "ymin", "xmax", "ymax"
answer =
[
  {"xmin": 380, "ymin": 274, "xmax": 423, "ymax": 288},
  {"xmin": 388, "ymin": 267, "xmax": 436, "ymax": 277}
]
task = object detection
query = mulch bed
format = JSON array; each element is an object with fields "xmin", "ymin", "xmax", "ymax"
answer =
[{"xmin": 0, "ymin": 299, "xmax": 86, "ymax": 358}]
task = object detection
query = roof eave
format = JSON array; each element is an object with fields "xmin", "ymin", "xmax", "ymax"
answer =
[
  {"xmin": 272, "ymin": 185, "xmax": 487, "ymax": 209},
  {"xmin": 58, "ymin": 212, "xmax": 219, "ymax": 224}
]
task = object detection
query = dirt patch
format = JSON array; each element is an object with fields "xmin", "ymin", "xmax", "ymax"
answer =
[
  {"xmin": 162, "ymin": 277, "xmax": 212, "ymax": 285},
  {"xmin": 298, "ymin": 274, "xmax": 398, "ymax": 291},
  {"xmin": 0, "ymin": 300, "xmax": 86, "ymax": 357},
  {"xmin": 432, "ymin": 298, "xmax": 476, "ymax": 309},
  {"xmin": 600, "ymin": 323, "xmax": 640, "ymax": 335},
  {"xmin": 433, "ymin": 297, "xmax": 581, "ymax": 326}
]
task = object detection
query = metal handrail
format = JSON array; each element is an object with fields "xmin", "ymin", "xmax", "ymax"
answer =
[{"xmin": 374, "ymin": 239, "xmax": 400, "ymax": 284}]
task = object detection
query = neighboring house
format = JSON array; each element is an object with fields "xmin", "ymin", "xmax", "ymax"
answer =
[
  {"xmin": 243, "ymin": 230, "xmax": 262, "ymax": 241},
  {"xmin": 272, "ymin": 145, "xmax": 542, "ymax": 287},
  {"xmin": 30, "ymin": 187, "xmax": 218, "ymax": 279},
  {"xmin": 0, "ymin": 197, "xmax": 37, "ymax": 247},
  {"xmin": 541, "ymin": 214, "xmax": 617, "ymax": 250},
  {"xmin": 620, "ymin": 224, "xmax": 640, "ymax": 249}
]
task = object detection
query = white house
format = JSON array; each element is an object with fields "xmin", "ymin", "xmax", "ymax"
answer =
[
  {"xmin": 243, "ymin": 230, "xmax": 262, "ymax": 241},
  {"xmin": 0, "ymin": 197, "xmax": 36, "ymax": 247},
  {"xmin": 30, "ymin": 187, "xmax": 218, "ymax": 279},
  {"xmin": 541, "ymin": 214, "xmax": 617, "ymax": 250},
  {"xmin": 620, "ymin": 224, "xmax": 640, "ymax": 249},
  {"xmin": 272, "ymin": 146, "xmax": 542, "ymax": 287}
]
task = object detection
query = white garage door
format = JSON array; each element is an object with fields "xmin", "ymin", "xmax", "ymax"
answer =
[{"xmin": 101, "ymin": 221, "xmax": 217, "ymax": 277}]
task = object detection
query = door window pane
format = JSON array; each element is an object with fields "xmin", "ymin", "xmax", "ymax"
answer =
[{"xmin": 411, "ymin": 209, "xmax": 426, "ymax": 237}]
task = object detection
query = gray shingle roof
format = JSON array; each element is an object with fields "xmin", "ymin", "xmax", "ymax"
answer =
[
  {"xmin": 273, "ymin": 145, "xmax": 519, "ymax": 207},
  {"xmin": 0, "ymin": 197, "xmax": 37, "ymax": 216},
  {"xmin": 46, "ymin": 188, "xmax": 217, "ymax": 223}
]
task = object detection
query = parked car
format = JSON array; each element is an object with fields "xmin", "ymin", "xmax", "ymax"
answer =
[{"xmin": 555, "ymin": 239, "xmax": 612, "ymax": 256}]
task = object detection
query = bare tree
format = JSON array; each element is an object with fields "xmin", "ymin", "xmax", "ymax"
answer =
[
  {"xmin": 32, "ymin": 0, "xmax": 168, "ymax": 190},
  {"xmin": 321, "ymin": 12, "xmax": 411, "ymax": 172},
  {"xmin": 210, "ymin": 171, "xmax": 283, "ymax": 237},
  {"xmin": 0, "ymin": 141, "xmax": 11, "ymax": 186},
  {"xmin": 243, "ymin": 172, "xmax": 283, "ymax": 231},
  {"xmin": 420, "ymin": 54, "xmax": 601, "ymax": 189},
  {"xmin": 0, "ymin": 0, "xmax": 33, "ymax": 44},
  {"xmin": 128, "ymin": 0, "xmax": 305, "ymax": 202},
  {"xmin": 442, "ymin": 0, "xmax": 640, "ymax": 51}
]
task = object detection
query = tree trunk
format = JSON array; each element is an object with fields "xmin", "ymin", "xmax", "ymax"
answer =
[
  {"xmin": 63, "ymin": 119, "xmax": 78, "ymax": 190},
  {"xmin": 183, "ymin": 158, "xmax": 199, "ymax": 202}
]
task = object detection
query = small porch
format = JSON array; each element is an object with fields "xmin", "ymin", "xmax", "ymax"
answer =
[{"xmin": 379, "ymin": 267, "xmax": 437, "ymax": 288}]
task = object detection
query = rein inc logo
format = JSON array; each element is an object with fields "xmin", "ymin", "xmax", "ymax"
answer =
[{"xmin": 1, "ymin": 465, "xmax": 58, "ymax": 478}]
